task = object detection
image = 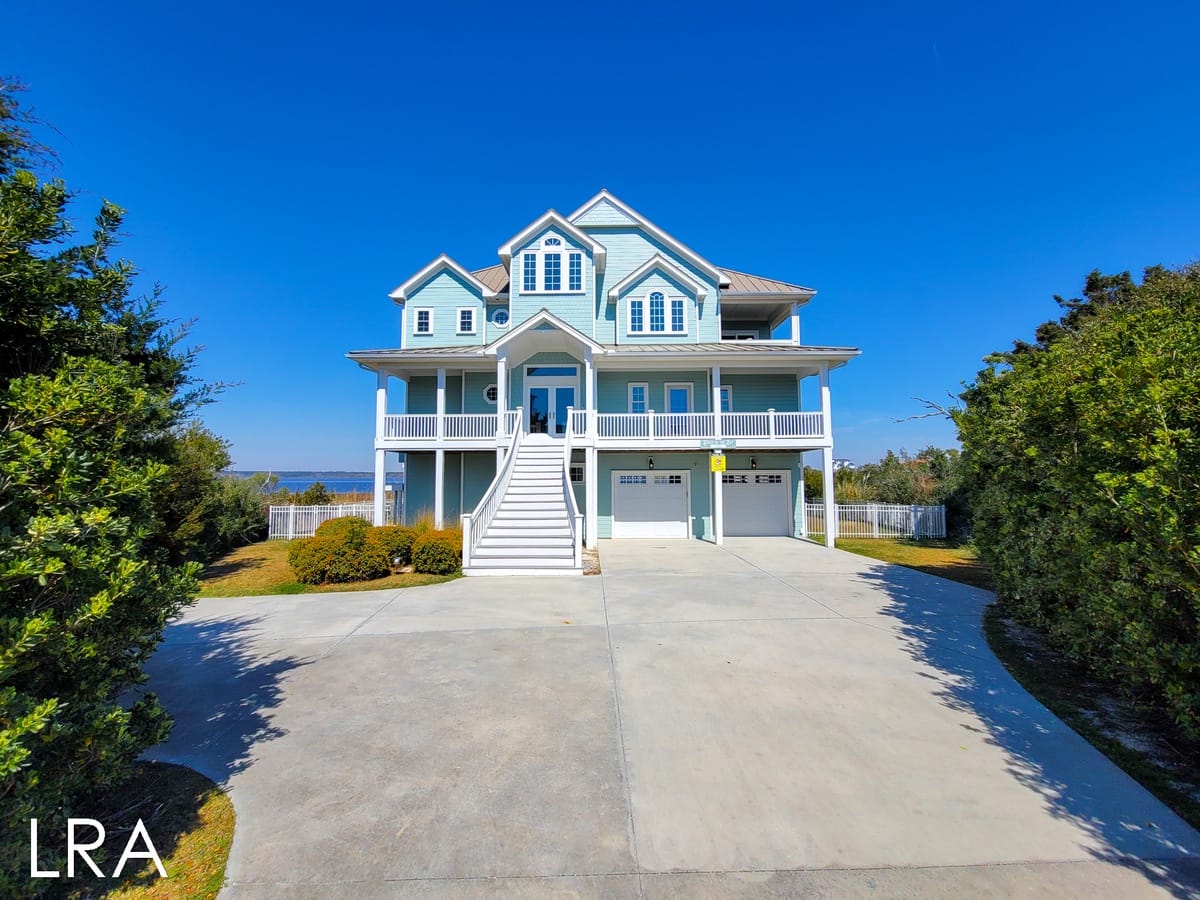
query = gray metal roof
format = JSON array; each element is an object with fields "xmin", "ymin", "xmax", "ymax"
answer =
[
  {"xmin": 349, "ymin": 342, "xmax": 858, "ymax": 360},
  {"xmin": 468, "ymin": 264, "xmax": 814, "ymax": 297}
]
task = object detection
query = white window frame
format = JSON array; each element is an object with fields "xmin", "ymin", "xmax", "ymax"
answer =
[
  {"xmin": 628, "ymin": 382, "xmax": 649, "ymax": 414},
  {"xmin": 456, "ymin": 307, "xmax": 477, "ymax": 335},
  {"xmin": 519, "ymin": 233, "xmax": 585, "ymax": 295},
  {"xmin": 628, "ymin": 290, "xmax": 686, "ymax": 335},
  {"xmin": 569, "ymin": 463, "xmax": 584, "ymax": 484},
  {"xmin": 413, "ymin": 308, "xmax": 434, "ymax": 335},
  {"xmin": 664, "ymin": 382, "xmax": 693, "ymax": 414},
  {"xmin": 719, "ymin": 385, "xmax": 733, "ymax": 413},
  {"xmin": 491, "ymin": 307, "xmax": 510, "ymax": 329},
  {"xmin": 722, "ymin": 330, "xmax": 760, "ymax": 341},
  {"xmin": 483, "ymin": 383, "xmax": 497, "ymax": 405},
  {"xmin": 670, "ymin": 296, "xmax": 686, "ymax": 333}
]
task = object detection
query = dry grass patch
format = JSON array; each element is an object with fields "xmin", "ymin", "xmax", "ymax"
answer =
[
  {"xmin": 836, "ymin": 538, "xmax": 993, "ymax": 590},
  {"xmin": 199, "ymin": 541, "xmax": 456, "ymax": 597}
]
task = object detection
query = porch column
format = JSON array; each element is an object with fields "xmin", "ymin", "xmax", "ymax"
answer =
[
  {"xmin": 798, "ymin": 453, "xmax": 808, "ymax": 538},
  {"xmin": 375, "ymin": 371, "xmax": 388, "ymax": 440},
  {"xmin": 434, "ymin": 449, "xmax": 445, "ymax": 529},
  {"xmin": 713, "ymin": 455, "xmax": 724, "ymax": 545},
  {"xmin": 496, "ymin": 354, "xmax": 507, "ymax": 440},
  {"xmin": 585, "ymin": 446, "xmax": 598, "ymax": 549},
  {"xmin": 819, "ymin": 364, "xmax": 835, "ymax": 547},
  {"xmin": 373, "ymin": 449, "xmax": 386, "ymax": 525},
  {"xmin": 436, "ymin": 367, "xmax": 446, "ymax": 440},
  {"xmin": 790, "ymin": 302, "xmax": 801, "ymax": 344},
  {"xmin": 584, "ymin": 349, "xmax": 595, "ymax": 437},
  {"xmin": 711, "ymin": 364, "xmax": 722, "ymax": 437}
]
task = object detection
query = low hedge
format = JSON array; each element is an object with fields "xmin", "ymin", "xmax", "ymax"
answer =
[
  {"xmin": 314, "ymin": 515, "xmax": 372, "ymax": 538},
  {"xmin": 289, "ymin": 519, "xmax": 390, "ymax": 584},
  {"xmin": 370, "ymin": 525, "xmax": 420, "ymax": 566},
  {"xmin": 411, "ymin": 529, "xmax": 463, "ymax": 575}
]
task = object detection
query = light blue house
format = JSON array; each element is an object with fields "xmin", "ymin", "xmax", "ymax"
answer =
[{"xmin": 349, "ymin": 191, "xmax": 859, "ymax": 574}]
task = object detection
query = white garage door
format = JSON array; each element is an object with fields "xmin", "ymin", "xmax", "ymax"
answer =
[
  {"xmin": 723, "ymin": 471, "xmax": 792, "ymax": 536},
  {"xmin": 612, "ymin": 471, "xmax": 690, "ymax": 538}
]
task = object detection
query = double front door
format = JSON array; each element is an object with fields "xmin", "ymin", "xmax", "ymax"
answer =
[{"xmin": 528, "ymin": 384, "xmax": 575, "ymax": 435}]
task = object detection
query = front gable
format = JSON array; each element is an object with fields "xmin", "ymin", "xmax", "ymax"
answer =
[{"xmin": 572, "ymin": 195, "xmax": 640, "ymax": 227}]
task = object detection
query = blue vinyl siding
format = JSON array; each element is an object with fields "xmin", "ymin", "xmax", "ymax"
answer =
[
  {"xmin": 573, "ymin": 197, "xmax": 638, "ymax": 227},
  {"xmin": 509, "ymin": 226, "xmax": 595, "ymax": 337},
  {"xmin": 404, "ymin": 269, "xmax": 486, "ymax": 347},
  {"xmin": 507, "ymin": 351, "xmax": 581, "ymax": 410},
  {"xmin": 597, "ymin": 371, "xmax": 711, "ymax": 413},
  {"xmin": 405, "ymin": 375, "xmax": 463, "ymax": 414},
  {"xmin": 721, "ymin": 374, "xmax": 801, "ymax": 412},
  {"xmin": 403, "ymin": 452, "xmax": 496, "ymax": 523}
]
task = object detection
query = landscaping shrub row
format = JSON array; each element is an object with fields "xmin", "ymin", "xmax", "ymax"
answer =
[{"xmin": 287, "ymin": 517, "xmax": 462, "ymax": 583}]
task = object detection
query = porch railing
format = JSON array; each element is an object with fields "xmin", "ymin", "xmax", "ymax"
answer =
[
  {"xmin": 462, "ymin": 408, "xmax": 523, "ymax": 570},
  {"xmin": 563, "ymin": 408, "xmax": 584, "ymax": 570},
  {"xmin": 444, "ymin": 413, "xmax": 498, "ymax": 439}
]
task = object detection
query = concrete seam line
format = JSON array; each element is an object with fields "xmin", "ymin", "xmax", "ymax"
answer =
[
  {"xmin": 599, "ymin": 565, "xmax": 647, "ymax": 900},
  {"xmin": 316, "ymin": 590, "xmax": 407, "ymax": 660}
]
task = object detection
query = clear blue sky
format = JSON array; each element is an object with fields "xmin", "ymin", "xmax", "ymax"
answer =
[{"xmin": 6, "ymin": 1, "xmax": 1198, "ymax": 469}]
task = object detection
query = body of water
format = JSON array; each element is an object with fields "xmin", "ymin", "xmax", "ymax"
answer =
[{"xmin": 229, "ymin": 472, "xmax": 405, "ymax": 494}]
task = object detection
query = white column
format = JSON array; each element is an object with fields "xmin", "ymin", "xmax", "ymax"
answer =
[
  {"xmin": 822, "ymin": 446, "xmax": 836, "ymax": 548},
  {"xmin": 584, "ymin": 350, "xmax": 595, "ymax": 437},
  {"xmin": 713, "ymin": 453, "xmax": 724, "ymax": 545},
  {"xmin": 585, "ymin": 446, "xmax": 598, "ymax": 549},
  {"xmin": 790, "ymin": 302, "xmax": 801, "ymax": 344},
  {"xmin": 436, "ymin": 367, "xmax": 446, "ymax": 440},
  {"xmin": 798, "ymin": 453, "xmax": 807, "ymax": 538},
  {"xmin": 819, "ymin": 364, "xmax": 832, "ymax": 443},
  {"xmin": 711, "ymin": 364, "xmax": 722, "ymax": 437},
  {"xmin": 375, "ymin": 371, "xmax": 388, "ymax": 439},
  {"xmin": 496, "ymin": 355, "xmax": 507, "ymax": 439},
  {"xmin": 434, "ymin": 449, "xmax": 445, "ymax": 529},
  {"xmin": 589, "ymin": 357, "xmax": 599, "ymax": 436},
  {"xmin": 373, "ymin": 449, "xmax": 386, "ymax": 525}
]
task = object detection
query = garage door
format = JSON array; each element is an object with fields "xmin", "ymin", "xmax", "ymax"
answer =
[
  {"xmin": 612, "ymin": 471, "xmax": 690, "ymax": 538},
  {"xmin": 723, "ymin": 471, "xmax": 792, "ymax": 536}
]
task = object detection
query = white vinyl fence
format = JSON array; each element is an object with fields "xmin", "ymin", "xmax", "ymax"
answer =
[
  {"xmin": 268, "ymin": 502, "xmax": 393, "ymax": 539},
  {"xmin": 804, "ymin": 503, "xmax": 946, "ymax": 539}
]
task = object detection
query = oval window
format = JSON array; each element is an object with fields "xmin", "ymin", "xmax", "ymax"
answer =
[
  {"xmin": 484, "ymin": 384, "xmax": 498, "ymax": 404},
  {"xmin": 493, "ymin": 308, "xmax": 510, "ymax": 328}
]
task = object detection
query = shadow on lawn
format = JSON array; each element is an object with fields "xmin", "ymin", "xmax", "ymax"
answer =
[
  {"xmin": 856, "ymin": 564, "xmax": 1200, "ymax": 896},
  {"xmin": 201, "ymin": 553, "xmax": 272, "ymax": 581},
  {"xmin": 143, "ymin": 614, "xmax": 309, "ymax": 784}
]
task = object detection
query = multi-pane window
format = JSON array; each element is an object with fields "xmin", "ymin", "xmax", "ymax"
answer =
[
  {"xmin": 414, "ymin": 309, "xmax": 432, "ymax": 334},
  {"xmin": 629, "ymin": 383, "xmax": 648, "ymax": 414},
  {"xmin": 523, "ymin": 254, "xmax": 537, "ymax": 292},
  {"xmin": 569, "ymin": 253, "xmax": 582, "ymax": 291},
  {"xmin": 719, "ymin": 386, "xmax": 732, "ymax": 413},
  {"xmin": 457, "ymin": 308, "xmax": 476, "ymax": 334},
  {"xmin": 649, "ymin": 292, "xmax": 665, "ymax": 332},
  {"xmin": 671, "ymin": 298, "xmax": 684, "ymax": 332},
  {"xmin": 570, "ymin": 464, "xmax": 584, "ymax": 484},
  {"xmin": 629, "ymin": 299, "xmax": 644, "ymax": 332},
  {"xmin": 543, "ymin": 253, "xmax": 561, "ymax": 291}
]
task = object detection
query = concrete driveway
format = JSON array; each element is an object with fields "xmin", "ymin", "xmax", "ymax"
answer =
[{"xmin": 147, "ymin": 539, "xmax": 1200, "ymax": 897}]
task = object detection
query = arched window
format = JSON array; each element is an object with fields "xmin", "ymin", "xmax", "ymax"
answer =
[
  {"xmin": 519, "ymin": 233, "xmax": 584, "ymax": 293},
  {"xmin": 627, "ymin": 289, "xmax": 686, "ymax": 335}
]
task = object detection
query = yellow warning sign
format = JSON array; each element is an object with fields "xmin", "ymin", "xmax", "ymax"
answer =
[{"xmin": 710, "ymin": 452, "xmax": 726, "ymax": 473}]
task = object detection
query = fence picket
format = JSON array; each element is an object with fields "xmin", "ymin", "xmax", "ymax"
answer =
[{"xmin": 802, "ymin": 502, "xmax": 946, "ymax": 539}]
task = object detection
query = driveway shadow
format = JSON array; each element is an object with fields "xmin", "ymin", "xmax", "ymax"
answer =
[
  {"xmin": 858, "ymin": 563, "xmax": 1200, "ymax": 896},
  {"xmin": 144, "ymin": 614, "xmax": 309, "ymax": 785}
]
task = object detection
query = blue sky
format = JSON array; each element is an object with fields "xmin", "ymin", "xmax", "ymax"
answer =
[{"xmin": 6, "ymin": 1, "xmax": 1198, "ymax": 469}]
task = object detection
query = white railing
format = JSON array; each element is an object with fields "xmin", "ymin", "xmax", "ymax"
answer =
[
  {"xmin": 382, "ymin": 414, "xmax": 437, "ymax": 439},
  {"xmin": 503, "ymin": 409, "xmax": 521, "ymax": 436},
  {"xmin": 770, "ymin": 411, "xmax": 823, "ymax": 437},
  {"xmin": 653, "ymin": 412, "xmax": 715, "ymax": 439},
  {"xmin": 597, "ymin": 412, "xmax": 651, "ymax": 439},
  {"xmin": 804, "ymin": 503, "xmax": 946, "ymax": 539},
  {"xmin": 570, "ymin": 409, "xmax": 588, "ymax": 434},
  {"xmin": 268, "ymin": 502, "xmax": 386, "ymax": 539},
  {"xmin": 444, "ymin": 413, "xmax": 498, "ymax": 439},
  {"xmin": 563, "ymin": 408, "xmax": 584, "ymax": 570},
  {"xmin": 595, "ymin": 410, "xmax": 823, "ymax": 443},
  {"xmin": 462, "ymin": 408, "xmax": 523, "ymax": 570}
]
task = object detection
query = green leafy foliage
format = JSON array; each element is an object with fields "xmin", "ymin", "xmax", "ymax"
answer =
[
  {"xmin": 288, "ymin": 519, "xmax": 391, "ymax": 585},
  {"xmin": 411, "ymin": 529, "xmax": 463, "ymax": 575},
  {"xmin": 370, "ymin": 525, "xmax": 419, "ymax": 566},
  {"xmin": 294, "ymin": 481, "xmax": 332, "ymax": 506},
  {"xmin": 0, "ymin": 80, "xmax": 209, "ymax": 887},
  {"xmin": 837, "ymin": 447, "xmax": 970, "ymax": 537},
  {"xmin": 957, "ymin": 264, "xmax": 1200, "ymax": 737},
  {"xmin": 313, "ymin": 515, "xmax": 372, "ymax": 539}
]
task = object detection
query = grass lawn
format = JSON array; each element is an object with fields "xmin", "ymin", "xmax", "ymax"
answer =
[
  {"xmin": 836, "ymin": 536, "xmax": 1200, "ymax": 832},
  {"xmin": 68, "ymin": 762, "xmax": 233, "ymax": 899},
  {"xmin": 199, "ymin": 540, "xmax": 457, "ymax": 597},
  {"xmin": 835, "ymin": 538, "xmax": 993, "ymax": 590}
]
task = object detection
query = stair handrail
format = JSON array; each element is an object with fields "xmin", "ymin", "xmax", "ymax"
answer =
[
  {"xmin": 462, "ymin": 407, "xmax": 523, "ymax": 570},
  {"xmin": 563, "ymin": 407, "xmax": 584, "ymax": 571}
]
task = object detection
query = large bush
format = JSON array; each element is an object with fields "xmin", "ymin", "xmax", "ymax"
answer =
[
  {"xmin": 958, "ymin": 265, "xmax": 1200, "ymax": 736},
  {"xmin": 370, "ymin": 525, "xmax": 420, "ymax": 566},
  {"xmin": 289, "ymin": 519, "xmax": 390, "ymax": 584},
  {"xmin": 0, "ymin": 82, "xmax": 203, "ymax": 886},
  {"xmin": 314, "ymin": 515, "xmax": 372, "ymax": 538},
  {"xmin": 411, "ymin": 529, "xmax": 463, "ymax": 575}
]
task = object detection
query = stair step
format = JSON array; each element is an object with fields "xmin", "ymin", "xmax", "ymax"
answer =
[
  {"xmin": 491, "ymin": 516, "xmax": 570, "ymax": 526},
  {"xmin": 473, "ymin": 546, "xmax": 574, "ymax": 559},
  {"xmin": 478, "ymin": 536, "xmax": 574, "ymax": 548},
  {"xmin": 467, "ymin": 556, "xmax": 577, "ymax": 568},
  {"xmin": 485, "ymin": 528, "xmax": 571, "ymax": 539}
]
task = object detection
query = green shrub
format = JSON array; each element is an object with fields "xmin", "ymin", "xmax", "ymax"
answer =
[
  {"xmin": 411, "ymin": 529, "xmax": 463, "ymax": 575},
  {"xmin": 288, "ymin": 526, "xmax": 390, "ymax": 585},
  {"xmin": 314, "ymin": 515, "xmax": 371, "ymax": 539},
  {"xmin": 370, "ymin": 525, "xmax": 419, "ymax": 566}
]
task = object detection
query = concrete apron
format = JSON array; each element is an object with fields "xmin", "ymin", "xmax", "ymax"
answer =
[{"xmin": 146, "ymin": 538, "xmax": 1200, "ymax": 898}]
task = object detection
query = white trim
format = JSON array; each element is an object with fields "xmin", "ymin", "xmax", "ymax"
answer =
[
  {"xmin": 627, "ymin": 289, "xmax": 686, "ymax": 336},
  {"xmin": 519, "ymin": 238, "xmax": 587, "ymax": 295},
  {"xmin": 628, "ymin": 382, "xmax": 649, "ymax": 414},
  {"xmin": 456, "ymin": 307, "xmax": 477, "ymax": 335},
  {"xmin": 491, "ymin": 307, "xmax": 510, "ymax": 329},
  {"xmin": 606, "ymin": 253, "xmax": 709, "ymax": 304},
  {"xmin": 483, "ymin": 383, "xmax": 497, "ymax": 405},
  {"xmin": 722, "ymin": 330, "xmax": 761, "ymax": 341},
  {"xmin": 664, "ymin": 382, "xmax": 693, "ymax": 413},
  {"xmin": 390, "ymin": 254, "xmax": 496, "ymax": 303},
  {"xmin": 719, "ymin": 384, "xmax": 733, "ymax": 413},
  {"xmin": 413, "ymin": 308, "xmax": 434, "ymax": 335},
  {"xmin": 485, "ymin": 308, "xmax": 606, "ymax": 355},
  {"xmin": 568, "ymin": 190, "xmax": 726, "ymax": 287},
  {"xmin": 498, "ymin": 211, "xmax": 606, "ymax": 272}
]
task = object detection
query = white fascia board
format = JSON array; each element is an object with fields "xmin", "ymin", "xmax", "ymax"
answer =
[
  {"xmin": 388, "ymin": 254, "xmax": 497, "ymax": 303},
  {"xmin": 568, "ymin": 190, "xmax": 728, "ymax": 287},
  {"xmin": 720, "ymin": 289, "xmax": 817, "ymax": 303},
  {"xmin": 606, "ymin": 254, "xmax": 708, "ymax": 303},
  {"xmin": 497, "ymin": 211, "xmax": 607, "ymax": 273},
  {"xmin": 485, "ymin": 308, "xmax": 606, "ymax": 355}
]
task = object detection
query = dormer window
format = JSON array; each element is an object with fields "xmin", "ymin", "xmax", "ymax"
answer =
[
  {"xmin": 520, "ymin": 234, "xmax": 584, "ymax": 293},
  {"xmin": 414, "ymin": 308, "xmax": 433, "ymax": 334},
  {"xmin": 628, "ymin": 290, "xmax": 686, "ymax": 335}
]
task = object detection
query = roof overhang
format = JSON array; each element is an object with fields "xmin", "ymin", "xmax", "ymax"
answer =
[
  {"xmin": 486, "ymin": 308, "xmax": 606, "ymax": 357},
  {"xmin": 388, "ymin": 254, "xmax": 497, "ymax": 304},
  {"xmin": 497, "ymin": 211, "xmax": 607, "ymax": 273},
  {"xmin": 606, "ymin": 254, "xmax": 709, "ymax": 303},
  {"xmin": 569, "ymin": 190, "xmax": 729, "ymax": 288}
]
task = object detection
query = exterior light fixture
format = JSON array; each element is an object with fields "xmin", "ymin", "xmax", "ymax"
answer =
[
  {"xmin": 750, "ymin": 457, "xmax": 758, "ymax": 470},
  {"xmin": 648, "ymin": 457, "xmax": 655, "ymax": 470}
]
